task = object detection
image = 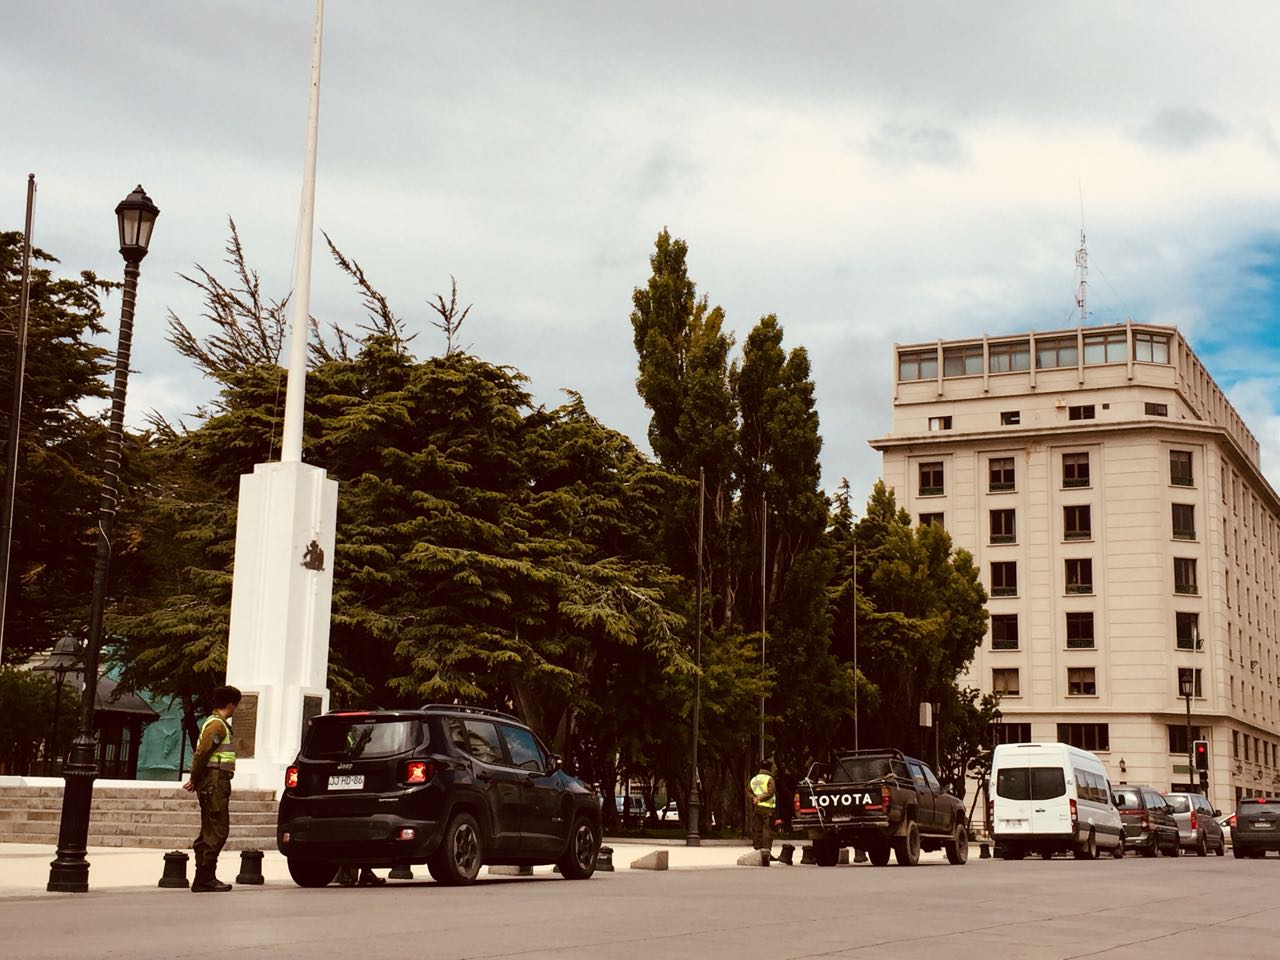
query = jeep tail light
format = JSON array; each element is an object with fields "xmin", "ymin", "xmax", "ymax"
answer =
[
  {"xmin": 285, "ymin": 766, "xmax": 299, "ymax": 789},
  {"xmin": 1190, "ymin": 810, "xmax": 1198, "ymax": 830},
  {"xmin": 881, "ymin": 785, "xmax": 892, "ymax": 806},
  {"xmin": 405, "ymin": 760, "xmax": 435, "ymax": 784},
  {"xmin": 399, "ymin": 828, "xmax": 416, "ymax": 841},
  {"xmin": 1069, "ymin": 798, "xmax": 1078, "ymax": 825},
  {"xmin": 794, "ymin": 794, "xmax": 801, "ymax": 814}
]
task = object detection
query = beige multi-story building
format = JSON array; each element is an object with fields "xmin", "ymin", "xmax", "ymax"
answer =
[{"xmin": 871, "ymin": 321, "xmax": 1280, "ymax": 816}]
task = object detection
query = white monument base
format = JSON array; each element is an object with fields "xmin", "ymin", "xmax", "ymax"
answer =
[{"xmin": 225, "ymin": 460, "xmax": 338, "ymax": 791}]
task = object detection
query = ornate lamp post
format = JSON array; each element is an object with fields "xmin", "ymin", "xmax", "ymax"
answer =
[
  {"xmin": 47, "ymin": 186, "xmax": 158, "ymax": 893},
  {"xmin": 1179, "ymin": 672, "xmax": 1195, "ymax": 793},
  {"xmin": 32, "ymin": 635, "xmax": 84, "ymax": 769}
]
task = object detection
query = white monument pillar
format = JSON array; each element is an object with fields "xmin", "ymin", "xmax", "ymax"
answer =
[{"xmin": 225, "ymin": 0, "xmax": 337, "ymax": 791}]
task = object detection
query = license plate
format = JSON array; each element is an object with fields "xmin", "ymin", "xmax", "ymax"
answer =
[
  {"xmin": 1254, "ymin": 821, "xmax": 1273, "ymax": 829},
  {"xmin": 328, "ymin": 775, "xmax": 364, "ymax": 791}
]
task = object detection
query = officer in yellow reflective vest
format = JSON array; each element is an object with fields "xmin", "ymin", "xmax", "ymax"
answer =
[
  {"xmin": 747, "ymin": 759, "xmax": 777, "ymax": 852},
  {"xmin": 183, "ymin": 685, "xmax": 242, "ymax": 892}
]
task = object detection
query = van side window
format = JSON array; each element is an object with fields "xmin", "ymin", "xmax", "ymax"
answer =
[
  {"xmin": 907, "ymin": 761, "xmax": 929, "ymax": 790},
  {"xmin": 923, "ymin": 767, "xmax": 942, "ymax": 792}
]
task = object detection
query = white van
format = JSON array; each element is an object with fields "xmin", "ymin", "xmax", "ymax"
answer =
[{"xmin": 990, "ymin": 742, "xmax": 1124, "ymax": 860}]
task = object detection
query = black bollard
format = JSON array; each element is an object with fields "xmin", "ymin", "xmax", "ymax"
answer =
[
  {"xmin": 596, "ymin": 845, "xmax": 615, "ymax": 872},
  {"xmin": 158, "ymin": 850, "xmax": 190, "ymax": 889},
  {"xmin": 388, "ymin": 864, "xmax": 414, "ymax": 880},
  {"xmin": 853, "ymin": 847, "xmax": 868, "ymax": 863},
  {"xmin": 979, "ymin": 841, "xmax": 991, "ymax": 860},
  {"xmin": 777, "ymin": 843, "xmax": 795, "ymax": 866},
  {"xmin": 800, "ymin": 844, "xmax": 816, "ymax": 865},
  {"xmin": 235, "ymin": 849, "xmax": 265, "ymax": 885}
]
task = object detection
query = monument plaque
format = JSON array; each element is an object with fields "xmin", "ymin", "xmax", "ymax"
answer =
[{"xmin": 234, "ymin": 692, "xmax": 258, "ymax": 759}]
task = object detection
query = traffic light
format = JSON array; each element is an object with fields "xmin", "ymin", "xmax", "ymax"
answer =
[
  {"xmin": 1199, "ymin": 770, "xmax": 1210, "ymax": 793},
  {"xmin": 1194, "ymin": 739, "xmax": 1209, "ymax": 773}
]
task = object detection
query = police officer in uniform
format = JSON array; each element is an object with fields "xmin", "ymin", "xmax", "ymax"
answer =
[
  {"xmin": 748, "ymin": 759, "xmax": 777, "ymax": 853},
  {"xmin": 183, "ymin": 685, "xmax": 242, "ymax": 892}
]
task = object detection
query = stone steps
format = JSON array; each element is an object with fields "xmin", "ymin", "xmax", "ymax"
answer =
[{"xmin": 0, "ymin": 784, "xmax": 277, "ymax": 851}]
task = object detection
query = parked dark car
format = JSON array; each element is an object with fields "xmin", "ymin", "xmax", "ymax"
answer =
[
  {"xmin": 278, "ymin": 705, "xmax": 602, "ymax": 886},
  {"xmin": 1113, "ymin": 785, "xmax": 1180, "ymax": 857},
  {"xmin": 1232, "ymin": 797, "xmax": 1280, "ymax": 858},
  {"xmin": 1165, "ymin": 791, "xmax": 1226, "ymax": 856}
]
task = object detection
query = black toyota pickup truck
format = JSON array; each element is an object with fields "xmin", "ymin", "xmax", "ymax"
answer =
[{"xmin": 792, "ymin": 748, "xmax": 969, "ymax": 866}]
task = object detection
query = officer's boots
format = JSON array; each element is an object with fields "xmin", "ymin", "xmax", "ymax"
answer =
[{"xmin": 191, "ymin": 861, "xmax": 232, "ymax": 893}]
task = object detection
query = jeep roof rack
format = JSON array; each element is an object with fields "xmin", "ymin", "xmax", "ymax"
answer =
[{"xmin": 421, "ymin": 703, "xmax": 521, "ymax": 723}]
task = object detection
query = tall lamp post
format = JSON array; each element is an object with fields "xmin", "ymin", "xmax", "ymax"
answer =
[
  {"xmin": 1180, "ymin": 672, "xmax": 1195, "ymax": 794},
  {"xmin": 32, "ymin": 635, "xmax": 83, "ymax": 770},
  {"xmin": 48, "ymin": 186, "xmax": 158, "ymax": 893}
]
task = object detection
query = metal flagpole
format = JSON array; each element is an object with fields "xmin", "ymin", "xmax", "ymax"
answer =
[
  {"xmin": 279, "ymin": 0, "xmax": 325, "ymax": 465},
  {"xmin": 0, "ymin": 173, "xmax": 36, "ymax": 665}
]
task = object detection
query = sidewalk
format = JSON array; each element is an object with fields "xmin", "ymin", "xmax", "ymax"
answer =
[
  {"xmin": 0, "ymin": 840, "xmax": 965, "ymax": 898},
  {"xmin": 0, "ymin": 839, "xmax": 745, "ymax": 897}
]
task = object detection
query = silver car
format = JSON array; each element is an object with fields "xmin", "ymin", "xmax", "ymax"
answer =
[{"xmin": 1165, "ymin": 792, "xmax": 1226, "ymax": 856}]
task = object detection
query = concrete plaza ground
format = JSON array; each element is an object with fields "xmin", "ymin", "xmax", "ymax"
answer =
[{"xmin": 2, "ymin": 843, "xmax": 1278, "ymax": 959}]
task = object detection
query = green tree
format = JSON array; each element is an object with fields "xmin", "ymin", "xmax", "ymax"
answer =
[
  {"xmin": 0, "ymin": 667, "xmax": 78, "ymax": 773},
  {"xmin": 837, "ymin": 480, "xmax": 991, "ymax": 786},
  {"xmin": 0, "ymin": 232, "xmax": 114, "ymax": 663}
]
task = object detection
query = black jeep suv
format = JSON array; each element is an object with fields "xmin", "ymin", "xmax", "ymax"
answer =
[{"xmin": 278, "ymin": 705, "xmax": 602, "ymax": 887}]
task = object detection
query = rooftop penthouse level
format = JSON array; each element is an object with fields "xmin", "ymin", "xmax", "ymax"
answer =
[{"xmin": 891, "ymin": 323, "xmax": 1260, "ymax": 468}]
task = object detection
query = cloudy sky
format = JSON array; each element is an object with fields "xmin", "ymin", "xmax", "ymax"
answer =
[{"xmin": 4, "ymin": 1, "xmax": 1280, "ymax": 500}]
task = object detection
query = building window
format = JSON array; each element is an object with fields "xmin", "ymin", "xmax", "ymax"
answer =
[
  {"xmin": 898, "ymin": 349, "xmax": 937, "ymax": 382},
  {"xmin": 1170, "ymin": 450, "xmax": 1194, "ymax": 486},
  {"xmin": 919, "ymin": 461, "xmax": 944, "ymax": 496},
  {"xmin": 989, "ymin": 340, "xmax": 1031, "ymax": 373},
  {"xmin": 1066, "ymin": 612, "xmax": 1095, "ymax": 649},
  {"xmin": 1000, "ymin": 410, "xmax": 1021, "ymax": 426},
  {"xmin": 928, "ymin": 416, "xmax": 953, "ymax": 431},
  {"xmin": 1174, "ymin": 558, "xmax": 1198, "ymax": 595},
  {"xmin": 1064, "ymin": 505, "xmax": 1092, "ymax": 541},
  {"xmin": 943, "ymin": 344, "xmax": 984, "ymax": 377},
  {"xmin": 1172, "ymin": 504, "xmax": 1196, "ymax": 540},
  {"xmin": 990, "ymin": 722, "xmax": 1032, "ymax": 745},
  {"xmin": 1057, "ymin": 722, "xmax": 1109, "ymax": 752},
  {"xmin": 1168, "ymin": 724, "xmax": 1204, "ymax": 755},
  {"xmin": 1176, "ymin": 612, "xmax": 1200, "ymax": 651},
  {"xmin": 1062, "ymin": 452, "xmax": 1090, "ymax": 488},
  {"xmin": 992, "ymin": 668, "xmax": 1020, "ymax": 696},
  {"xmin": 1177, "ymin": 667, "xmax": 1204, "ymax": 698},
  {"xmin": 989, "ymin": 457, "xmax": 1015, "ymax": 491},
  {"xmin": 1036, "ymin": 336, "xmax": 1078, "ymax": 369},
  {"xmin": 990, "ymin": 509, "xmax": 1016, "ymax": 544},
  {"xmin": 919, "ymin": 513, "xmax": 944, "ymax": 529},
  {"xmin": 991, "ymin": 561, "xmax": 1018, "ymax": 597},
  {"xmin": 1068, "ymin": 404, "xmax": 1096, "ymax": 420},
  {"xmin": 1134, "ymin": 331, "xmax": 1171, "ymax": 363},
  {"xmin": 1068, "ymin": 667, "xmax": 1097, "ymax": 696},
  {"xmin": 991, "ymin": 614, "xmax": 1019, "ymax": 651},
  {"xmin": 1234, "ymin": 730, "xmax": 1240, "ymax": 758},
  {"xmin": 1065, "ymin": 558, "xmax": 1093, "ymax": 594},
  {"xmin": 1145, "ymin": 402, "xmax": 1168, "ymax": 416},
  {"xmin": 1084, "ymin": 331, "xmax": 1127, "ymax": 364}
]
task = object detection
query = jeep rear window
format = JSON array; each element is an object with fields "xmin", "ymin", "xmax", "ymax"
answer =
[
  {"xmin": 305, "ymin": 718, "xmax": 422, "ymax": 760},
  {"xmin": 1166, "ymin": 796, "xmax": 1191, "ymax": 813},
  {"xmin": 996, "ymin": 767, "xmax": 1067, "ymax": 801}
]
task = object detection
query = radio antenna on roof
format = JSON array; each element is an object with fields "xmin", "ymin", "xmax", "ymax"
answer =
[{"xmin": 1075, "ymin": 185, "xmax": 1088, "ymax": 326}]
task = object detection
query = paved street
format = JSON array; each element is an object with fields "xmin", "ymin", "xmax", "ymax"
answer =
[{"xmin": 2, "ymin": 853, "xmax": 1278, "ymax": 959}]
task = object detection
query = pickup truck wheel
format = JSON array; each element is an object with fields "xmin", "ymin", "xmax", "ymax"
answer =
[
  {"xmin": 893, "ymin": 821, "xmax": 921, "ymax": 866},
  {"xmin": 1111, "ymin": 839, "xmax": 1125, "ymax": 859},
  {"xmin": 868, "ymin": 843, "xmax": 891, "ymax": 867},
  {"xmin": 813, "ymin": 838, "xmax": 840, "ymax": 867},
  {"xmin": 1195, "ymin": 833, "xmax": 1208, "ymax": 857},
  {"xmin": 944, "ymin": 823, "xmax": 969, "ymax": 865}
]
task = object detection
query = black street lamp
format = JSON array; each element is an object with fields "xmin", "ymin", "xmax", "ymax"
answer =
[
  {"xmin": 1179, "ymin": 672, "xmax": 1195, "ymax": 795},
  {"xmin": 47, "ymin": 186, "xmax": 158, "ymax": 893}
]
